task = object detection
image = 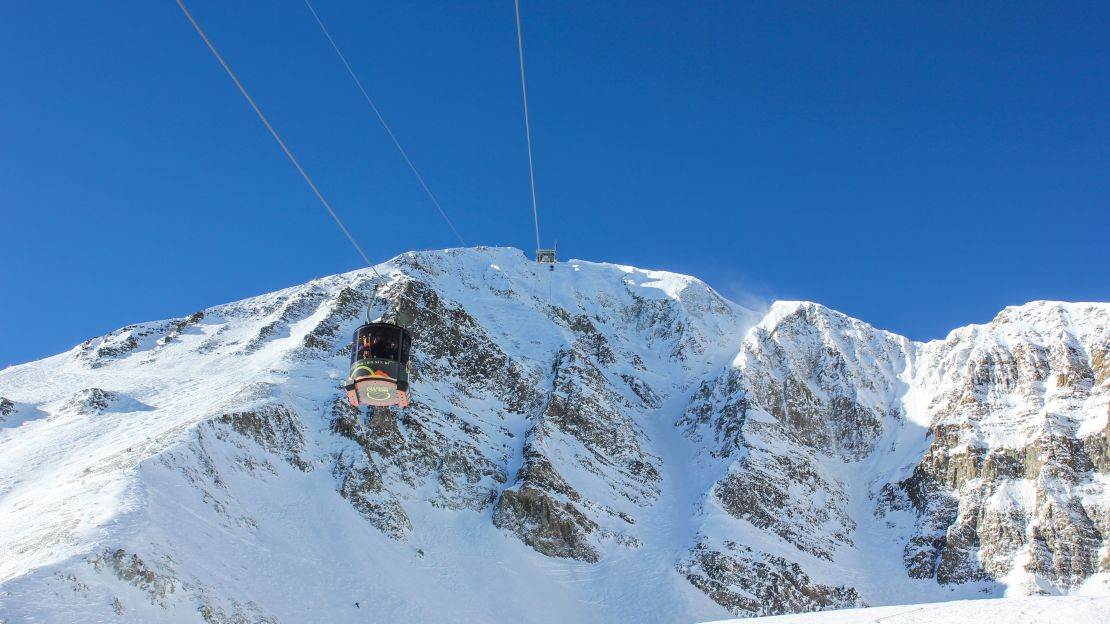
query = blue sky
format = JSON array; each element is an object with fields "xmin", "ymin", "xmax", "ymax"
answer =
[{"xmin": 2, "ymin": 1, "xmax": 1108, "ymax": 366}]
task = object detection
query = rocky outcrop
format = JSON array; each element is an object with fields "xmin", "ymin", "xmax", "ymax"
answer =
[
  {"xmin": 88, "ymin": 548, "xmax": 177, "ymax": 608},
  {"xmin": 0, "ymin": 397, "xmax": 14, "ymax": 423},
  {"xmin": 491, "ymin": 338, "xmax": 661, "ymax": 561},
  {"xmin": 68, "ymin": 387, "xmax": 119, "ymax": 414},
  {"xmin": 680, "ymin": 300, "xmax": 1109, "ymax": 611},
  {"xmin": 240, "ymin": 289, "xmax": 329, "ymax": 356},
  {"xmin": 678, "ymin": 541, "xmax": 865, "ymax": 617},
  {"xmin": 736, "ymin": 303, "xmax": 909, "ymax": 461},
  {"xmin": 297, "ymin": 285, "xmax": 370, "ymax": 356},
  {"xmin": 84, "ymin": 547, "xmax": 278, "ymax": 623},
  {"xmin": 533, "ymin": 348, "xmax": 662, "ymax": 505},
  {"xmin": 676, "ymin": 302, "xmax": 907, "ymax": 607},
  {"xmin": 714, "ymin": 447, "xmax": 854, "ymax": 561},
  {"xmin": 680, "ymin": 303, "xmax": 909, "ymax": 459},
  {"xmin": 213, "ymin": 405, "xmax": 308, "ymax": 472},
  {"xmin": 75, "ymin": 313, "xmax": 207, "ymax": 367},
  {"xmin": 885, "ymin": 428, "xmax": 1109, "ymax": 588},
  {"xmin": 493, "ymin": 485, "xmax": 601, "ymax": 562},
  {"xmin": 334, "ymin": 457, "xmax": 412, "ymax": 539},
  {"xmin": 60, "ymin": 388, "xmax": 122, "ymax": 415},
  {"xmin": 882, "ymin": 302, "xmax": 1110, "ymax": 590}
]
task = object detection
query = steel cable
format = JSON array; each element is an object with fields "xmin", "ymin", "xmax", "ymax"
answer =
[
  {"xmin": 514, "ymin": 0, "xmax": 543, "ymax": 256},
  {"xmin": 174, "ymin": 0, "xmax": 457, "ymax": 326},
  {"xmin": 303, "ymin": 0, "xmax": 467, "ymax": 247}
]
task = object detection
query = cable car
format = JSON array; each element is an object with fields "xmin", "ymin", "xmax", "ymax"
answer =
[{"xmin": 345, "ymin": 321, "xmax": 412, "ymax": 408}]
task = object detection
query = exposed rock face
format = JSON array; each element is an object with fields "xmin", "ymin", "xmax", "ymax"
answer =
[
  {"xmin": 679, "ymin": 300, "xmax": 1109, "ymax": 614},
  {"xmin": 880, "ymin": 303, "xmax": 1110, "ymax": 591},
  {"xmin": 329, "ymin": 401, "xmax": 415, "ymax": 538},
  {"xmin": 713, "ymin": 449, "xmax": 854, "ymax": 561},
  {"xmin": 60, "ymin": 387, "xmax": 120, "ymax": 415},
  {"xmin": 674, "ymin": 303, "xmax": 914, "ymax": 615},
  {"xmin": 737, "ymin": 304, "xmax": 909, "ymax": 462},
  {"xmin": 88, "ymin": 548, "xmax": 177, "ymax": 608},
  {"xmin": 334, "ymin": 458, "xmax": 413, "ymax": 539},
  {"xmin": 492, "ymin": 342, "xmax": 661, "ymax": 561},
  {"xmin": 0, "ymin": 249, "xmax": 1107, "ymax": 623},
  {"xmin": 214, "ymin": 405, "xmax": 308, "ymax": 472},
  {"xmin": 678, "ymin": 541, "xmax": 865, "ymax": 617},
  {"xmin": 75, "ymin": 310, "xmax": 208, "ymax": 367},
  {"xmin": 493, "ymin": 485, "xmax": 601, "ymax": 562},
  {"xmin": 0, "ymin": 396, "xmax": 16, "ymax": 427}
]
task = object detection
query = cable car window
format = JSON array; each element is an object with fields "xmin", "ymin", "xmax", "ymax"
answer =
[
  {"xmin": 371, "ymin": 335, "xmax": 397, "ymax": 360},
  {"xmin": 352, "ymin": 327, "xmax": 370, "ymax": 362},
  {"xmin": 352, "ymin": 324, "xmax": 408, "ymax": 362},
  {"xmin": 400, "ymin": 333, "xmax": 412, "ymax": 363}
]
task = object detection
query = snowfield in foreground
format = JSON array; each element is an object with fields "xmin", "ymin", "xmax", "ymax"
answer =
[
  {"xmin": 1, "ymin": 247, "xmax": 1108, "ymax": 623},
  {"xmin": 705, "ymin": 591, "xmax": 1110, "ymax": 623}
]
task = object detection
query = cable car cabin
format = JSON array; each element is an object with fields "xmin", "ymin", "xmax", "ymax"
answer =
[{"xmin": 345, "ymin": 322, "xmax": 412, "ymax": 408}]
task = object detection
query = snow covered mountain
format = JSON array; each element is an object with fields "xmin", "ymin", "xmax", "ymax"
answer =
[{"xmin": 0, "ymin": 247, "xmax": 1107, "ymax": 623}]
